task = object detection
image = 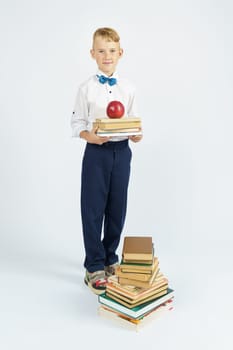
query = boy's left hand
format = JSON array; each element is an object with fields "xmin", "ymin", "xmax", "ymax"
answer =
[{"xmin": 129, "ymin": 131, "xmax": 143, "ymax": 143}]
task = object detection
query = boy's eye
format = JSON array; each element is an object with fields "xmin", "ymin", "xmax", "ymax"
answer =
[{"xmin": 97, "ymin": 49, "xmax": 117, "ymax": 54}]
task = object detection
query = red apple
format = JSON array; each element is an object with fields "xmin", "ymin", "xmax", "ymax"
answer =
[{"xmin": 106, "ymin": 100, "xmax": 125, "ymax": 118}]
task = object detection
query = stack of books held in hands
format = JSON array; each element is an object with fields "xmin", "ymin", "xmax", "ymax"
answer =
[
  {"xmin": 93, "ymin": 117, "xmax": 142, "ymax": 137},
  {"xmin": 98, "ymin": 236, "xmax": 174, "ymax": 330}
]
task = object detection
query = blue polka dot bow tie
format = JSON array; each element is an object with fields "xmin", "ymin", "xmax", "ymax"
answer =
[{"xmin": 97, "ymin": 75, "xmax": 117, "ymax": 86}]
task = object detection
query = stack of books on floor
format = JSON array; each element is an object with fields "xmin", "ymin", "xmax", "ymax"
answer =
[
  {"xmin": 93, "ymin": 117, "xmax": 142, "ymax": 137},
  {"xmin": 98, "ymin": 236, "xmax": 174, "ymax": 330}
]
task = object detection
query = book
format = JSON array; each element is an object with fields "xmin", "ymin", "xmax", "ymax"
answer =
[
  {"xmin": 95, "ymin": 117, "xmax": 141, "ymax": 123},
  {"xmin": 94, "ymin": 117, "xmax": 141, "ymax": 130},
  {"xmin": 98, "ymin": 299, "xmax": 174, "ymax": 331},
  {"xmin": 97, "ymin": 127, "xmax": 141, "ymax": 133},
  {"xmin": 119, "ymin": 257, "xmax": 157, "ymax": 274},
  {"xmin": 106, "ymin": 284, "xmax": 167, "ymax": 306},
  {"xmin": 107, "ymin": 282, "xmax": 168, "ymax": 306},
  {"xmin": 106, "ymin": 285, "xmax": 168, "ymax": 308},
  {"xmin": 116, "ymin": 260, "xmax": 159, "ymax": 282},
  {"xmin": 122, "ymin": 236, "xmax": 153, "ymax": 262},
  {"xmin": 122, "ymin": 258, "xmax": 154, "ymax": 264},
  {"xmin": 98, "ymin": 287, "xmax": 174, "ymax": 319},
  {"xmin": 99, "ymin": 298, "xmax": 173, "ymax": 322},
  {"xmin": 106, "ymin": 273, "xmax": 168, "ymax": 301},
  {"xmin": 118, "ymin": 274, "xmax": 161, "ymax": 288},
  {"xmin": 97, "ymin": 130, "xmax": 142, "ymax": 137}
]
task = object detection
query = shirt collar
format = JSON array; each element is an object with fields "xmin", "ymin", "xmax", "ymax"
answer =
[{"xmin": 96, "ymin": 70, "xmax": 118, "ymax": 80}]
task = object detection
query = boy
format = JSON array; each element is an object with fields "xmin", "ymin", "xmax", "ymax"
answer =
[{"xmin": 71, "ymin": 27, "xmax": 142, "ymax": 295}]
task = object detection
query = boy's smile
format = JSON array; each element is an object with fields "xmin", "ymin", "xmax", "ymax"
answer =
[{"xmin": 90, "ymin": 36, "xmax": 123, "ymax": 76}]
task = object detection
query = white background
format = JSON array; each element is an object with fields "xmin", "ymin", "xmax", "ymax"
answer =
[{"xmin": 0, "ymin": 0, "xmax": 233, "ymax": 349}]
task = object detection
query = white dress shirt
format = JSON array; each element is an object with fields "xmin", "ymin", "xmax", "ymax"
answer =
[{"xmin": 71, "ymin": 70, "xmax": 138, "ymax": 141}]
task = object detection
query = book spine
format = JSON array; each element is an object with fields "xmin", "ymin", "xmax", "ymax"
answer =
[
  {"xmin": 97, "ymin": 131, "xmax": 142, "ymax": 137},
  {"xmin": 97, "ymin": 128, "xmax": 140, "ymax": 133},
  {"xmin": 96, "ymin": 123, "xmax": 141, "ymax": 130},
  {"xmin": 118, "ymin": 277, "xmax": 164, "ymax": 288}
]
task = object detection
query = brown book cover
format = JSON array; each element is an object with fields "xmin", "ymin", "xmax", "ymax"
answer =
[
  {"xmin": 122, "ymin": 258, "xmax": 153, "ymax": 264},
  {"xmin": 106, "ymin": 283, "xmax": 168, "ymax": 306},
  {"xmin": 107, "ymin": 273, "xmax": 168, "ymax": 301},
  {"xmin": 106, "ymin": 288, "xmax": 168, "ymax": 309},
  {"xmin": 120, "ymin": 257, "xmax": 157, "ymax": 274},
  {"xmin": 122, "ymin": 236, "xmax": 153, "ymax": 261},
  {"xmin": 118, "ymin": 270, "xmax": 160, "ymax": 289},
  {"xmin": 94, "ymin": 117, "xmax": 141, "ymax": 130},
  {"xmin": 99, "ymin": 288, "xmax": 174, "ymax": 320},
  {"xmin": 95, "ymin": 117, "xmax": 141, "ymax": 123},
  {"xmin": 116, "ymin": 261, "xmax": 159, "ymax": 282},
  {"xmin": 121, "ymin": 267, "xmax": 154, "ymax": 274}
]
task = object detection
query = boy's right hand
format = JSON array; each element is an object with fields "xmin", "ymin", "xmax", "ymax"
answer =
[{"xmin": 80, "ymin": 127, "xmax": 110, "ymax": 145}]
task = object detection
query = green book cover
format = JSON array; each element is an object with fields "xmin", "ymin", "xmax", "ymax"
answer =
[
  {"xmin": 98, "ymin": 288, "xmax": 174, "ymax": 319},
  {"xmin": 120, "ymin": 260, "xmax": 153, "ymax": 266}
]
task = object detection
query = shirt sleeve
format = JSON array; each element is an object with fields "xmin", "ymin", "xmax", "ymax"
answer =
[{"xmin": 71, "ymin": 87, "xmax": 89, "ymax": 137}]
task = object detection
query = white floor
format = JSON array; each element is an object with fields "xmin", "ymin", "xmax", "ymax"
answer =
[
  {"xmin": 1, "ymin": 236, "xmax": 232, "ymax": 350},
  {"xmin": 1, "ymin": 0, "xmax": 233, "ymax": 348}
]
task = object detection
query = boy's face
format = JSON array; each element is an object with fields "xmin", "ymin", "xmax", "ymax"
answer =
[{"xmin": 90, "ymin": 36, "xmax": 123, "ymax": 76}]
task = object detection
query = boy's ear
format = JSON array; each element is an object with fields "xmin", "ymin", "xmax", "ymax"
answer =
[
  {"xmin": 90, "ymin": 49, "xmax": 95, "ymax": 59},
  {"xmin": 119, "ymin": 48, "xmax": 124, "ymax": 57}
]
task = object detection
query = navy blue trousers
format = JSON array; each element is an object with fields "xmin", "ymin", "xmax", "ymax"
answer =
[{"xmin": 81, "ymin": 140, "xmax": 132, "ymax": 273}]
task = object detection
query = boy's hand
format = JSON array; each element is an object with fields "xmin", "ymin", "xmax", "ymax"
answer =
[
  {"xmin": 129, "ymin": 129, "xmax": 143, "ymax": 143},
  {"xmin": 80, "ymin": 127, "xmax": 110, "ymax": 145}
]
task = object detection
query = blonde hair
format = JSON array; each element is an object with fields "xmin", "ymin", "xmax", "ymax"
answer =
[{"xmin": 93, "ymin": 27, "xmax": 120, "ymax": 45}]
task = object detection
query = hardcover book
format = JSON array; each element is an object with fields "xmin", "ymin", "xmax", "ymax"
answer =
[
  {"xmin": 106, "ymin": 273, "xmax": 168, "ymax": 301},
  {"xmin": 97, "ymin": 127, "xmax": 141, "ymax": 133},
  {"xmin": 98, "ymin": 299, "xmax": 174, "ymax": 331},
  {"xmin": 117, "ymin": 266, "xmax": 160, "ymax": 287},
  {"xmin": 116, "ymin": 260, "xmax": 159, "ymax": 282},
  {"xmin": 94, "ymin": 117, "xmax": 141, "ymax": 130},
  {"xmin": 96, "ymin": 130, "xmax": 142, "ymax": 137},
  {"xmin": 106, "ymin": 285, "xmax": 168, "ymax": 308},
  {"xmin": 122, "ymin": 236, "xmax": 153, "ymax": 262},
  {"xmin": 98, "ymin": 288, "xmax": 174, "ymax": 319},
  {"xmin": 120, "ymin": 257, "xmax": 157, "ymax": 274}
]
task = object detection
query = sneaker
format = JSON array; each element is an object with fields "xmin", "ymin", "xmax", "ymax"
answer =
[
  {"xmin": 84, "ymin": 270, "xmax": 107, "ymax": 295},
  {"xmin": 104, "ymin": 263, "xmax": 120, "ymax": 277}
]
